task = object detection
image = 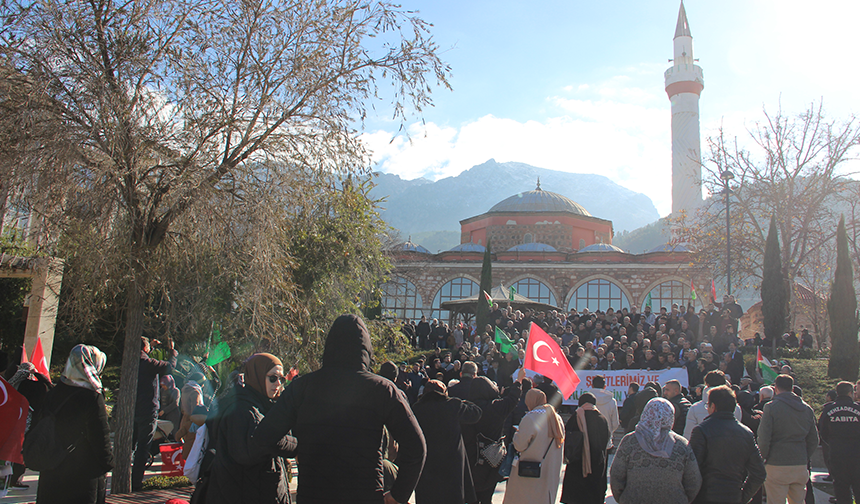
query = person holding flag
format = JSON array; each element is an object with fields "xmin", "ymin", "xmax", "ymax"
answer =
[
  {"xmin": 523, "ymin": 323, "xmax": 580, "ymax": 401},
  {"xmin": 757, "ymin": 347, "xmax": 778, "ymax": 385}
]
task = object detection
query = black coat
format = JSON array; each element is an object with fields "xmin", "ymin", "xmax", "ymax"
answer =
[
  {"xmin": 35, "ymin": 382, "xmax": 113, "ymax": 504},
  {"xmin": 253, "ymin": 315, "xmax": 426, "ymax": 504},
  {"xmin": 207, "ymin": 386, "xmax": 297, "ymax": 504},
  {"xmin": 690, "ymin": 411, "xmax": 766, "ymax": 504},
  {"xmin": 412, "ymin": 392, "xmax": 482, "ymax": 504},
  {"xmin": 461, "ymin": 380, "xmax": 521, "ymax": 492},
  {"xmin": 561, "ymin": 409, "xmax": 611, "ymax": 504}
]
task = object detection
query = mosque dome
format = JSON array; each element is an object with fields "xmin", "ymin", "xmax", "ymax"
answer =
[
  {"xmin": 578, "ymin": 243, "xmax": 624, "ymax": 253},
  {"xmin": 393, "ymin": 238, "xmax": 431, "ymax": 254},
  {"xmin": 648, "ymin": 243, "xmax": 692, "ymax": 253},
  {"xmin": 448, "ymin": 242, "xmax": 486, "ymax": 253},
  {"xmin": 507, "ymin": 242, "xmax": 557, "ymax": 252},
  {"xmin": 488, "ymin": 179, "xmax": 591, "ymax": 216}
]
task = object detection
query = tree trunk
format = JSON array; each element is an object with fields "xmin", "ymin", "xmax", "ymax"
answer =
[{"xmin": 111, "ymin": 268, "xmax": 147, "ymax": 494}]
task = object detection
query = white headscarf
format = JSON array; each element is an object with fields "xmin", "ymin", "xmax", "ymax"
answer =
[
  {"xmin": 60, "ymin": 344, "xmax": 107, "ymax": 393},
  {"xmin": 634, "ymin": 397, "xmax": 676, "ymax": 458}
]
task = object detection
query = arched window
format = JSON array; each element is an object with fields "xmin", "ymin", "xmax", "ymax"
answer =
[
  {"xmin": 568, "ymin": 278, "xmax": 629, "ymax": 313},
  {"xmin": 512, "ymin": 278, "xmax": 557, "ymax": 306},
  {"xmin": 430, "ymin": 277, "xmax": 479, "ymax": 322},
  {"xmin": 523, "ymin": 233, "xmax": 534, "ymax": 244},
  {"xmin": 646, "ymin": 280, "xmax": 690, "ymax": 311},
  {"xmin": 381, "ymin": 276, "xmax": 423, "ymax": 321}
]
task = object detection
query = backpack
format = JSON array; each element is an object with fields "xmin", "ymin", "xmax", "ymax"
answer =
[{"xmin": 22, "ymin": 389, "xmax": 82, "ymax": 471}]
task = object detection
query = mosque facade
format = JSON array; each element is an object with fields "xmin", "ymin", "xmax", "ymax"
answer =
[{"xmin": 382, "ymin": 3, "xmax": 709, "ymax": 323}]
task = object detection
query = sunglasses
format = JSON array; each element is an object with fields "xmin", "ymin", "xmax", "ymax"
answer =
[{"xmin": 268, "ymin": 375, "xmax": 287, "ymax": 384}]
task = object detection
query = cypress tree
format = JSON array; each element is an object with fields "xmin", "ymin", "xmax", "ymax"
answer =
[
  {"xmin": 828, "ymin": 215, "xmax": 860, "ymax": 380},
  {"xmin": 761, "ymin": 214, "xmax": 788, "ymax": 349},
  {"xmin": 476, "ymin": 240, "xmax": 493, "ymax": 333}
]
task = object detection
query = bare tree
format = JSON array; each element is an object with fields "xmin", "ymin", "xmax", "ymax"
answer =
[
  {"xmin": 682, "ymin": 102, "xmax": 860, "ymax": 310},
  {"xmin": 1, "ymin": 0, "xmax": 448, "ymax": 492}
]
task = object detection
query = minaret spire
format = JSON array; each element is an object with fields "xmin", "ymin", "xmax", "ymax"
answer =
[
  {"xmin": 665, "ymin": 1, "xmax": 704, "ymax": 215},
  {"xmin": 674, "ymin": 2, "xmax": 691, "ymax": 38}
]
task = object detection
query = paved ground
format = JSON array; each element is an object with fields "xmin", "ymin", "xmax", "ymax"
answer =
[{"xmin": 1, "ymin": 464, "xmax": 837, "ymax": 504}]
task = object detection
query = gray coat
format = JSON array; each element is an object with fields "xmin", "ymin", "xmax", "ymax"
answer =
[{"xmin": 757, "ymin": 391, "xmax": 818, "ymax": 466}]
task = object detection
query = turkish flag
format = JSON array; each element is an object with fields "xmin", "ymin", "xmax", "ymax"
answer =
[
  {"xmin": 0, "ymin": 376, "xmax": 30, "ymax": 464},
  {"xmin": 30, "ymin": 337, "xmax": 51, "ymax": 383},
  {"xmin": 524, "ymin": 323, "xmax": 580, "ymax": 399}
]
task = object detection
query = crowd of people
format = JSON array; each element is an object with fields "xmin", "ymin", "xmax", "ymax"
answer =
[{"xmin": 0, "ymin": 300, "xmax": 855, "ymax": 504}]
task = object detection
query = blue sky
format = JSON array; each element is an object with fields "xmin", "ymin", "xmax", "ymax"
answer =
[{"xmin": 361, "ymin": 1, "xmax": 860, "ymax": 217}]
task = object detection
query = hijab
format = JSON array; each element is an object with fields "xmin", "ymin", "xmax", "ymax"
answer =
[
  {"xmin": 634, "ymin": 397, "xmax": 676, "ymax": 458},
  {"xmin": 161, "ymin": 375, "xmax": 180, "ymax": 398},
  {"xmin": 524, "ymin": 388, "xmax": 565, "ymax": 448},
  {"xmin": 242, "ymin": 353, "xmax": 282, "ymax": 397},
  {"xmin": 61, "ymin": 344, "xmax": 107, "ymax": 393}
]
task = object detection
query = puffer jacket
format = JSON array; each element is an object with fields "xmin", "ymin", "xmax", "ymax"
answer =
[
  {"xmin": 253, "ymin": 314, "xmax": 426, "ymax": 504},
  {"xmin": 690, "ymin": 411, "xmax": 766, "ymax": 504}
]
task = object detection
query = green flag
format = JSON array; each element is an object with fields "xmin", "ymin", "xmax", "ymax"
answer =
[
  {"xmin": 495, "ymin": 326, "xmax": 515, "ymax": 355},
  {"xmin": 645, "ymin": 292, "xmax": 652, "ymax": 308},
  {"xmin": 509, "ymin": 285, "xmax": 516, "ymax": 301},
  {"xmin": 206, "ymin": 341, "xmax": 231, "ymax": 366}
]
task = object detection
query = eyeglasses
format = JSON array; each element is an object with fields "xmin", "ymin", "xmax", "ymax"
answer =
[{"xmin": 268, "ymin": 375, "xmax": 287, "ymax": 384}]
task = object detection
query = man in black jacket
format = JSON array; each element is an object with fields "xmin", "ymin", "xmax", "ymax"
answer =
[
  {"xmin": 819, "ymin": 381, "xmax": 860, "ymax": 504},
  {"xmin": 663, "ymin": 379, "xmax": 692, "ymax": 435},
  {"xmin": 690, "ymin": 385, "xmax": 766, "ymax": 504},
  {"xmin": 253, "ymin": 314, "xmax": 426, "ymax": 504},
  {"xmin": 133, "ymin": 336, "xmax": 177, "ymax": 491}
]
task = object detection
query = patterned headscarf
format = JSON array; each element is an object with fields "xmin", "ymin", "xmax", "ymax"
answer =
[
  {"xmin": 61, "ymin": 344, "xmax": 107, "ymax": 393},
  {"xmin": 524, "ymin": 388, "xmax": 565, "ymax": 448},
  {"xmin": 634, "ymin": 397, "xmax": 676, "ymax": 458}
]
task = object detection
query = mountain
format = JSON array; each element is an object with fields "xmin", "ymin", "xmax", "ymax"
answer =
[{"xmin": 371, "ymin": 159, "xmax": 661, "ymax": 252}]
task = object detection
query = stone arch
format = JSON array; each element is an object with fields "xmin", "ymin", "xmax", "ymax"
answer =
[
  {"xmin": 506, "ymin": 273, "xmax": 560, "ymax": 307},
  {"xmin": 566, "ymin": 274, "xmax": 634, "ymax": 312},
  {"xmin": 429, "ymin": 275, "xmax": 481, "ymax": 321},
  {"xmin": 640, "ymin": 275, "xmax": 693, "ymax": 308}
]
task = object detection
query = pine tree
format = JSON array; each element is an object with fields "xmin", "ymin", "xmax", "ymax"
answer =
[
  {"xmin": 761, "ymin": 214, "xmax": 788, "ymax": 348},
  {"xmin": 476, "ymin": 240, "xmax": 493, "ymax": 334},
  {"xmin": 828, "ymin": 215, "xmax": 860, "ymax": 380}
]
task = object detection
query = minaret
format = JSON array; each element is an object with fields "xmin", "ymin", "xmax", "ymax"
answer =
[{"xmin": 665, "ymin": 1, "xmax": 704, "ymax": 215}]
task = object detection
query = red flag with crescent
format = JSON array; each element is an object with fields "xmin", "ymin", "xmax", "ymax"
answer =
[
  {"xmin": 524, "ymin": 323, "xmax": 580, "ymax": 399},
  {"xmin": 0, "ymin": 376, "xmax": 30, "ymax": 464},
  {"xmin": 30, "ymin": 337, "xmax": 51, "ymax": 382}
]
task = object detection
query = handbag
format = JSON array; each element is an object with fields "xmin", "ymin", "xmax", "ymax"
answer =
[
  {"xmin": 476, "ymin": 433, "xmax": 506, "ymax": 468},
  {"xmin": 517, "ymin": 439, "xmax": 553, "ymax": 478}
]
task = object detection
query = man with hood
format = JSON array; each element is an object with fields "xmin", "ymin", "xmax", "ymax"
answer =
[
  {"xmin": 253, "ymin": 314, "xmax": 426, "ymax": 504},
  {"xmin": 757, "ymin": 374, "xmax": 819, "ymax": 504},
  {"xmin": 590, "ymin": 375, "xmax": 619, "ymax": 444}
]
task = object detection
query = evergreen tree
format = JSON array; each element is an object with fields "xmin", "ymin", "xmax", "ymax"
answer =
[
  {"xmin": 828, "ymin": 215, "xmax": 860, "ymax": 380},
  {"xmin": 476, "ymin": 240, "xmax": 493, "ymax": 333},
  {"xmin": 761, "ymin": 214, "xmax": 788, "ymax": 349}
]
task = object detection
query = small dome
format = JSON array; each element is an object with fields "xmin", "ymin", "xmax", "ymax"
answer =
[
  {"xmin": 394, "ymin": 238, "xmax": 431, "ymax": 254},
  {"xmin": 507, "ymin": 242, "xmax": 557, "ymax": 252},
  {"xmin": 488, "ymin": 180, "xmax": 591, "ymax": 216},
  {"xmin": 448, "ymin": 242, "xmax": 486, "ymax": 253},
  {"xmin": 579, "ymin": 243, "xmax": 624, "ymax": 253},
  {"xmin": 648, "ymin": 243, "xmax": 692, "ymax": 253}
]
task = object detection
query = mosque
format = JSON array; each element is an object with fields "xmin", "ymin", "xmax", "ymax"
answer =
[{"xmin": 382, "ymin": 3, "xmax": 710, "ymax": 322}]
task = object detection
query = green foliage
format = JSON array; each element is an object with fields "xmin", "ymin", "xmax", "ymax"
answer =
[
  {"xmin": 761, "ymin": 215, "xmax": 788, "ymax": 343},
  {"xmin": 140, "ymin": 476, "xmax": 191, "ymax": 490},
  {"xmin": 793, "ymin": 359, "xmax": 841, "ymax": 417},
  {"xmin": 476, "ymin": 241, "xmax": 493, "ymax": 334},
  {"xmin": 0, "ymin": 232, "xmax": 34, "ymax": 351},
  {"xmin": 828, "ymin": 215, "xmax": 860, "ymax": 381},
  {"xmin": 367, "ymin": 320, "xmax": 422, "ymax": 370}
]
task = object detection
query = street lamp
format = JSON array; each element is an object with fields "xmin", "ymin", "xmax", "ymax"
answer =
[{"xmin": 720, "ymin": 169, "xmax": 735, "ymax": 295}]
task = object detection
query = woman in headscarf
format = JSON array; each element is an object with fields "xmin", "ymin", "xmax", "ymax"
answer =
[
  {"xmin": 36, "ymin": 344, "xmax": 113, "ymax": 504},
  {"xmin": 463, "ymin": 370, "xmax": 524, "ymax": 504},
  {"xmin": 610, "ymin": 397, "xmax": 701, "ymax": 504},
  {"xmin": 412, "ymin": 379, "xmax": 482, "ymax": 504},
  {"xmin": 177, "ymin": 371, "xmax": 208, "ymax": 458},
  {"xmin": 560, "ymin": 392, "xmax": 612, "ymax": 504},
  {"xmin": 502, "ymin": 388, "xmax": 565, "ymax": 504},
  {"xmin": 158, "ymin": 375, "xmax": 181, "ymax": 439},
  {"xmin": 207, "ymin": 353, "xmax": 297, "ymax": 504}
]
